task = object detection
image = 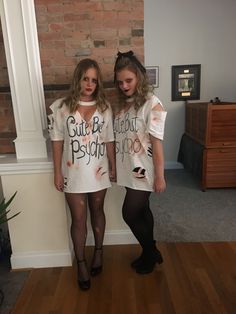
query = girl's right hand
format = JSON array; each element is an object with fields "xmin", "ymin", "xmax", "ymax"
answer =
[
  {"xmin": 153, "ymin": 176, "xmax": 166, "ymax": 194},
  {"xmin": 54, "ymin": 173, "xmax": 64, "ymax": 192}
]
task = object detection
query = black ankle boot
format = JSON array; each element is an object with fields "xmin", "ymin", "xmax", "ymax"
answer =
[
  {"xmin": 135, "ymin": 242, "xmax": 163, "ymax": 274},
  {"xmin": 90, "ymin": 247, "xmax": 103, "ymax": 277},
  {"xmin": 77, "ymin": 260, "xmax": 91, "ymax": 290},
  {"xmin": 130, "ymin": 251, "xmax": 144, "ymax": 269}
]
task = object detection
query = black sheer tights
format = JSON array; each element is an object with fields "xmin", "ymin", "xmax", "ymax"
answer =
[
  {"xmin": 65, "ymin": 189, "xmax": 106, "ymax": 279},
  {"xmin": 122, "ymin": 188, "xmax": 154, "ymax": 249}
]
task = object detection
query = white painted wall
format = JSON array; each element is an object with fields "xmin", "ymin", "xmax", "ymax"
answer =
[
  {"xmin": 144, "ymin": 0, "xmax": 236, "ymax": 163},
  {"xmin": 0, "ymin": 167, "xmax": 131, "ymax": 269},
  {"xmin": 1, "ymin": 172, "xmax": 73, "ymax": 268}
]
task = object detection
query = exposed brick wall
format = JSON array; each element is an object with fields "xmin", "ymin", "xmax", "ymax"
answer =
[
  {"xmin": 0, "ymin": 0, "xmax": 144, "ymax": 154},
  {"xmin": 0, "ymin": 94, "xmax": 16, "ymax": 154},
  {"xmin": 0, "ymin": 26, "xmax": 9, "ymax": 87},
  {"xmin": 35, "ymin": 0, "xmax": 144, "ymax": 85}
]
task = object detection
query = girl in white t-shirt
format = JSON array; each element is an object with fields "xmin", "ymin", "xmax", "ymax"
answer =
[
  {"xmin": 48, "ymin": 59, "xmax": 115, "ymax": 290},
  {"xmin": 113, "ymin": 51, "xmax": 167, "ymax": 274}
]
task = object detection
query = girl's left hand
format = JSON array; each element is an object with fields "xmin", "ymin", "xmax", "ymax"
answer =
[{"xmin": 153, "ymin": 177, "xmax": 166, "ymax": 193}]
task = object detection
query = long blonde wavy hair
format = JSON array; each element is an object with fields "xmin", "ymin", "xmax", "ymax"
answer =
[{"xmin": 62, "ymin": 58, "xmax": 108, "ymax": 113}]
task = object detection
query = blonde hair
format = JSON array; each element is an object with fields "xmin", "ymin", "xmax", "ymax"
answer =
[
  {"xmin": 114, "ymin": 51, "xmax": 153, "ymax": 111},
  {"xmin": 62, "ymin": 58, "xmax": 108, "ymax": 113}
]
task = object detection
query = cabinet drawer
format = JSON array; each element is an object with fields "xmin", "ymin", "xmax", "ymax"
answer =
[
  {"xmin": 207, "ymin": 108, "xmax": 236, "ymax": 147},
  {"xmin": 185, "ymin": 102, "xmax": 236, "ymax": 147},
  {"xmin": 203, "ymin": 148, "xmax": 236, "ymax": 188}
]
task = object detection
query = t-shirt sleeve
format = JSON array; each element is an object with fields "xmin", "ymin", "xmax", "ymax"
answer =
[
  {"xmin": 104, "ymin": 106, "xmax": 115, "ymax": 142},
  {"xmin": 147, "ymin": 101, "xmax": 167, "ymax": 140},
  {"xmin": 48, "ymin": 99, "xmax": 64, "ymax": 141}
]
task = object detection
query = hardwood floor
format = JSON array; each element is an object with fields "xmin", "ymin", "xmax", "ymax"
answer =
[{"xmin": 12, "ymin": 243, "xmax": 236, "ymax": 314}]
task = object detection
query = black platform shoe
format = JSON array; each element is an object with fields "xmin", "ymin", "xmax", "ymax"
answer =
[
  {"xmin": 77, "ymin": 260, "xmax": 91, "ymax": 291},
  {"xmin": 90, "ymin": 247, "xmax": 103, "ymax": 277}
]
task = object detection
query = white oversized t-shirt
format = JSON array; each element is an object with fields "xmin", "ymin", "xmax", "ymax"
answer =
[
  {"xmin": 114, "ymin": 94, "xmax": 167, "ymax": 191},
  {"xmin": 48, "ymin": 98, "xmax": 114, "ymax": 193}
]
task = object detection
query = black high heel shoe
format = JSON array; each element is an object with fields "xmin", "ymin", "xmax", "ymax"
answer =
[
  {"xmin": 90, "ymin": 247, "xmax": 103, "ymax": 277},
  {"xmin": 77, "ymin": 260, "xmax": 91, "ymax": 291}
]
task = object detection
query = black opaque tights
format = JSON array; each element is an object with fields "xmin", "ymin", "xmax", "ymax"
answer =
[{"xmin": 122, "ymin": 187, "xmax": 154, "ymax": 249}]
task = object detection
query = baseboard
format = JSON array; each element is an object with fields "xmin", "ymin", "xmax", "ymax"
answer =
[
  {"xmin": 10, "ymin": 230, "xmax": 137, "ymax": 269},
  {"xmin": 10, "ymin": 250, "xmax": 74, "ymax": 270},
  {"xmin": 87, "ymin": 229, "xmax": 138, "ymax": 246}
]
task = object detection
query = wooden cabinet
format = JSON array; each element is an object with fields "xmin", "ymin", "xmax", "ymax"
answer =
[{"xmin": 185, "ymin": 101, "xmax": 236, "ymax": 190}]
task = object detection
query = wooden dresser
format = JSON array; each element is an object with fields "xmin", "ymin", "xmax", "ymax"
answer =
[{"xmin": 185, "ymin": 101, "xmax": 236, "ymax": 190}]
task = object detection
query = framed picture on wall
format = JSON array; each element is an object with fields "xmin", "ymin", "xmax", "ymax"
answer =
[
  {"xmin": 171, "ymin": 64, "xmax": 201, "ymax": 101},
  {"xmin": 146, "ymin": 66, "xmax": 159, "ymax": 87}
]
